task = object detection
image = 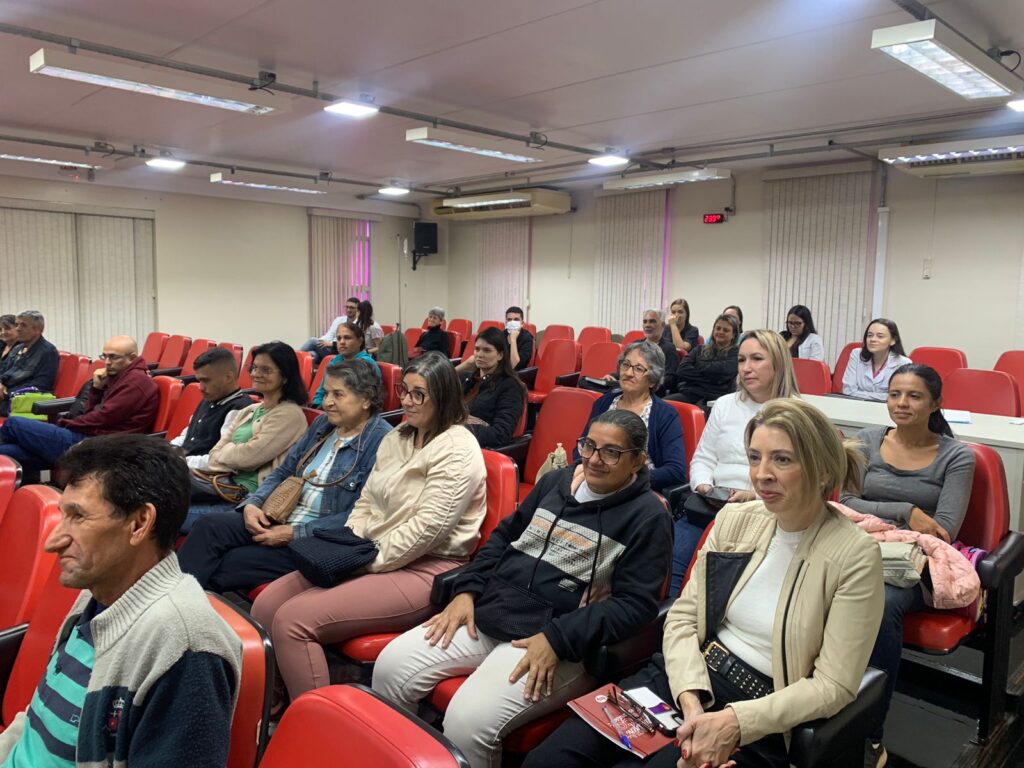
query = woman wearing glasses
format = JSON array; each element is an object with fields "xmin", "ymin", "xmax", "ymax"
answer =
[
  {"xmin": 574, "ymin": 341, "xmax": 687, "ymax": 492},
  {"xmin": 374, "ymin": 409, "xmax": 673, "ymax": 768},
  {"xmin": 525, "ymin": 399, "xmax": 884, "ymax": 768},
  {"xmin": 183, "ymin": 340, "xmax": 308, "ymax": 531},
  {"xmin": 780, "ymin": 305, "xmax": 824, "ymax": 361},
  {"xmin": 251, "ymin": 351, "xmax": 487, "ymax": 703}
]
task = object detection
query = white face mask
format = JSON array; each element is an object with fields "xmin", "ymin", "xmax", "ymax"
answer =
[{"xmin": 505, "ymin": 320, "xmax": 522, "ymax": 332}]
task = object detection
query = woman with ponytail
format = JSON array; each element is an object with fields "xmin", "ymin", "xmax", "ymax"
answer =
[{"xmin": 839, "ymin": 363, "xmax": 976, "ymax": 766}]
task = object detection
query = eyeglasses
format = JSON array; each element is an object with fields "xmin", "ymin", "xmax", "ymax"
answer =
[
  {"xmin": 608, "ymin": 688, "xmax": 655, "ymax": 734},
  {"xmin": 577, "ymin": 438, "xmax": 641, "ymax": 466},
  {"xmin": 619, "ymin": 360, "xmax": 649, "ymax": 376},
  {"xmin": 248, "ymin": 365, "xmax": 277, "ymax": 376},
  {"xmin": 395, "ymin": 383, "xmax": 429, "ymax": 405},
  {"xmin": 98, "ymin": 353, "xmax": 128, "ymax": 362},
  {"xmin": 786, "ymin": 320, "xmax": 804, "ymax": 327}
]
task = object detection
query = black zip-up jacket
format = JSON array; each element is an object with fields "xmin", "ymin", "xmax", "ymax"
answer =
[
  {"xmin": 453, "ymin": 466, "xmax": 672, "ymax": 662},
  {"xmin": 461, "ymin": 372, "xmax": 526, "ymax": 448}
]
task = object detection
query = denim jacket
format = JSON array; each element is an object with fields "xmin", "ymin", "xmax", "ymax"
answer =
[{"xmin": 239, "ymin": 413, "xmax": 391, "ymax": 539}]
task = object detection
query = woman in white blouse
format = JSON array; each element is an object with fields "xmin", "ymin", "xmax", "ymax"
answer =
[
  {"xmin": 780, "ymin": 305, "xmax": 824, "ymax": 361},
  {"xmin": 841, "ymin": 318, "xmax": 912, "ymax": 401}
]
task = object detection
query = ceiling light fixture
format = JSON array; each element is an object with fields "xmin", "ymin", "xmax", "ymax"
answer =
[
  {"xmin": 145, "ymin": 155, "xmax": 186, "ymax": 171},
  {"xmin": 870, "ymin": 20, "xmax": 1018, "ymax": 99},
  {"xmin": 29, "ymin": 48, "xmax": 290, "ymax": 115},
  {"xmin": 377, "ymin": 184, "xmax": 410, "ymax": 196},
  {"xmin": 209, "ymin": 172, "xmax": 326, "ymax": 195},
  {"xmin": 323, "ymin": 98, "xmax": 380, "ymax": 118},
  {"xmin": 1008, "ymin": 99, "xmax": 1024, "ymax": 112},
  {"xmin": 441, "ymin": 192, "xmax": 532, "ymax": 208},
  {"xmin": 406, "ymin": 127, "xmax": 546, "ymax": 164},
  {"xmin": 0, "ymin": 154, "xmax": 100, "ymax": 169},
  {"xmin": 603, "ymin": 168, "xmax": 731, "ymax": 191},
  {"xmin": 588, "ymin": 154, "xmax": 629, "ymax": 167}
]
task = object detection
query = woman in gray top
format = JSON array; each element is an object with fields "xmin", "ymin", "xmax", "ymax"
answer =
[{"xmin": 839, "ymin": 364, "xmax": 975, "ymax": 766}]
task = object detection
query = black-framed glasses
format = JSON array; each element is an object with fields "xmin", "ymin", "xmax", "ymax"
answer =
[
  {"xmin": 619, "ymin": 360, "xmax": 649, "ymax": 376},
  {"xmin": 395, "ymin": 383, "xmax": 429, "ymax": 405},
  {"xmin": 608, "ymin": 688, "xmax": 656, "ymax": 734},
  {"xmin": 577, "ymin": 438, "xmax": 641, "ymax": 466}
]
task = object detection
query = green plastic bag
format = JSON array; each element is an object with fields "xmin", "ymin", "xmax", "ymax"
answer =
[{"xmin": 10, "ymin": 390, "xmax": 56, "ymax": 421}]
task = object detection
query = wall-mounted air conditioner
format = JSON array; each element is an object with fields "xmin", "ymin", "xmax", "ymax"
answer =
[
  {"xmin": 878, "ymin": 135, "xmax": 1024, "ymax": 178},
  {"xmin": 431, "ymin": 188, "xmax": 571, "ymax": 220}
]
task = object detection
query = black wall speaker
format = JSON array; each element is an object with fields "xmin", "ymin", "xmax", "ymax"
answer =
[{"xmin": 413, "ymin": 222, "xmax": 438, "ymax": 254}]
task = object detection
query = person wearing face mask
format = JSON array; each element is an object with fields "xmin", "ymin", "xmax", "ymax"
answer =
[
  {"xmin": 300, "ymin": 297, "xmax": 361, "ymax": 363},
  {"xmin": 459, "ymin": 327, "xmax": 527, "ymax": 448},
  {"xmin": 311, "ymin": 322, "xmax": 380, "ymax": 407},
  {"xmin": 842, "ymin": 318, "xmax": 912, "ymax": 401},
  {"xmin": 504, "ymin": 306, "xmax": 534, "ymax": 370}
]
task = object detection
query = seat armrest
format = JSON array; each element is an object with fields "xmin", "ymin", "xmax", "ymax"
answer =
[
  {"xmin": 978, "ymin": 531, "xmax": 1024, "ymax": 589},
  {"xmin": 788, "ymin": 667, "xmax": 887, "ymax": 768},
  {"xmin": 555, "ymin": 373, "xmax": 581, "ymax": 388},
  {"xmin": 586, "ymin": 598, "xmax": 674, "ymax": 681},
  {"xmin": 381, "ymin": 409, "xmax": 404, "ymax": 427},
  {"xmin": 493, "ymin": 436, "xmax": 531, "ymax": 479},
  {"xmin": 176, "ymin": 374, "xmax": 198, "ymax": 385},
  {"xmin": 0, "ymin": 623, "xmax": 29, "ymax": 699},
  {"xmin": 147, "ymin": 361, "xmax": 158, "ymax": 369},
  {"xmin": 430, "ymin": 565, "xmax": 471, "ymax": 606},
  {"xmin": 662, "ymin": 483, "xmax": 690, "ymax": 518},
  {"xmin": 150, "ymin": 366, "xmax": 183, "ymax": 377},
  {"xmin": 32, "ymin": 397, "xmax": 77, "ymax": 415},
  {"xmin": 518, "ymin": 367, "xmax": 538, "ymax": 389}
]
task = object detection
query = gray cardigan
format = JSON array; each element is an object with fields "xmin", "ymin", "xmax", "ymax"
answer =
[{"xmin": 839, "ymin": 426, "xmax": 976, "ymax": 539}]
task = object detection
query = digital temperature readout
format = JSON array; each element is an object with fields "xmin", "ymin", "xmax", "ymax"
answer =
[{"xmin": 703, "ymin": 213, "xmax": 726, "ymax": 224}]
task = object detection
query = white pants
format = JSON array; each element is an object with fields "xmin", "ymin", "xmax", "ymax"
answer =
[{"xmin": 372, "ymin": 625, "xmax": 594, "ymax": 768}]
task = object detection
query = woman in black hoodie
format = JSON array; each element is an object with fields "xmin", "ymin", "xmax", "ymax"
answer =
[{"xmin": 372, "ymin": 409, "xmax": 673, "ymax": 768}]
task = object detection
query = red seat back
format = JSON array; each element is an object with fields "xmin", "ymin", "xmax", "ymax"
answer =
[
  {"xmin": 238, "ymin": 347, "xmax": 257, "ymax": 389},
  {"xmin": 663, "ymin": 400, "xmax": 706, "ymax": 465},
  {"xmin": 380, "ymin": 324, "xmax": 396, "ymax": 336},
  {"xmin": 478, "ymin": 451, "xmax": 519, "ymax": 552},
  {"xmin": 179, "ymin": 339, "xmax": 216, "ymax": 376},
  {"xmin": 165, "ymin": 383, "xmax": 204, "ymax": 442},
  {"xmin": 141, "ymin": 332, "xmax": 169, "ymax": 364},
  {"xmin": 577, "ymin": 326, "xmax": 611, "ymax": 352},
  {"xmin": 296, "ymin": 350, "xmax": 315, "ymax": 389},
  {"xmin": 910, "ymin": 347, "xmax": 968, "ymax": 381},
  {"xmin": 958, "ymin": 443, "xmax": 1009, "ymax": 552},
  {"xmin": 792, "ymin": 358, "xmax": 832, "ymax": 396},
  {"xmin": 523, "ymin": 323, "xmax": 537, "ymax": 339},
  {"xmin": 622, "ymin": 330, "xmax": 646, "ymax": 346},
  {"xmin": 302, "ymin": 407, "xmax": 324, "ymax": 427},
  {"xmin": 150, "ymin": 376, "xmax": 184, "ymax": 433},
  {"xmin": 461, "ymin": 335, "xmax": 477, "ymax": 364},
  {"xmin": 157, "ymin": 334, "xmax": 192, "ymax": 369},
  {"xmin": 53, "ymin": 353, "xmax": 90, "ymax": 399},
  {"xmin": 218, "ymin": 343, "xmax": 244, "ymax": 372},
  {"xmin": 309, "ymin": 360, "xmax": 330, "ymax": 403},
  {"xmin": 448, "ymin": 319, "xmax": 473, "ymax": 339},
  {"xmin": 943, "ymin": 369, "xmax": 1020, "ymax": 417},
  {"xmin": 537, "ymin": 325, "xmax": 575, "ymax": 363},
  {"xmin": 405, "ymin": 327, "xmax": 423, "ymax": 353},
  {"xmin": 207, "ymin": 593, "xmax": 273, "ymax": 768},
  {"xmin": 0, "ymin": 456, "xmax": 21, "ymax": 530},
  {"xmin": 477, "ymin": 320, "xmax": 502, "ymax": 334},
  {"xmin": 0, "ymin": 485, "xmax": 62, "ymax": 628},
  {"xmin": 2, "ymin": 563, "xmax": 81, "ymax": 726},
  {"xmin": 379, "ymin": 363, "xmax": 402, "ymax": 411},
  {"xmin": 445, "ymin": 331, "xmax": 462, "ymax": 359},
  {"xmin": 524, "ymin": 388, "xmax": 601, "ymax": 485},
  {"xmin": 531, "ymin": 340, "xmax": 580, "ymax": 396},
  {"xmin": 831, "ymin": 342, "xmax": 861, "ymax": 393},
  {"xmin": 579, "ymin": 342, "xmax": 622, "ymax": 379},
  {"xmin": 994, "ymin": 351, "xmax": 1024, "ymax": 415},
  {"xmin": 260, "ymin": 684, "xmax": 468, "ymax": 768}
]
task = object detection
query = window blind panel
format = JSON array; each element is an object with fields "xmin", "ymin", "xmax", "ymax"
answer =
[
  {"xmin": 0, "ymin": 207, "xmax": 80, "ymax": 352},
  {"xmin": 308, "ymin": 215, "xmax": 372, "ymax": 334},
  {"xmin": 133, "ymin": 219, "xmax": 157, "ymax": 339},
  {"xmin": 594, "ymin": 191, "xmax": 666, "ymax": 335},
  {"xmin": 764, "ymin": 170, "xmax": 875, "ymax": 368},
  {"xmin": 77, "ymin": 215, "xmax": 141, "ymax": 356},
  {"xmin": 473, "ymin": 220, "xmax": 530, "ymax": 322}
]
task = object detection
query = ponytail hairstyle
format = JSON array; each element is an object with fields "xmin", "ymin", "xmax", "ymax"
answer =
[{"xmin": 890, "ymin": 363, "xmax": 954, "ymax": 438}]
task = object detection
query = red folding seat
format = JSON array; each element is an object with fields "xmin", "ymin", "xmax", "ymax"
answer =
[
  {"xmin": 526, "ymin": 340, "xmax": 580, "ymax": 406},
  {"xmin": 831, "ymin": 341, "xmax": 861, "ymax": 393},
  {"xmin": 460, "ymin": 335, "xmax": 477, "ymax": 364},
  {"xmin": 994, "ymin": 350, "xmax": 1024, "ymax": 415},
  {"xmin": 379, "ymin": 363, "xmax": 402, "ymax": 412},
  {"xmin": 448, "ymin": 318, "xmax": 473, "ymax": 339},
  {"xmin": 0, "ymin": 457, "xmax": 22, "ymax": 532},
  {"xmin": 153, "ymin": 338, "xmax": 215, "ymax": 378},
  {"xmin": 622, "ymin": 330, "xmax": 646, "ymax": 346},
  {"xmin": 150, "ymin": 376, "xmax": 184, "ymax": 434},
  {"xmin": 792, "ymin": 358, "xmax": 832, "ymax": 396},
  {"xmin": 536, "ymin": 324, "xmax": 575, "ymax": 363},
  {"xmin": 663, "ymin": 400, "xmax": 706, "ymax": 465},
  {"xmin": 0, "ymin": 485, "xmax": 62, "ymax": 628},
  {"xmin": 380, "ymin": 324, "xmax": 396, "ymax": 335},
  {"xmin": 152, "ymin": 334, "xmax": 192, "ymax": 370},
  {"xmin": 559, "ymin": 341, "xmax": 622, "ymax": 387},
  {"xmin": 238, "ymin": 347, "xmax": 257, "ymax": 389},
  {"xmin": 516, "ymin": 387, "xmax": 600, "ymax": 498},
  {"xmin": 302, "ymin": 407, "xmax": 325, "ymax": 427},
  {"xmin": 942, "ymin": 369, "xmax": 1020, "ymax": 417},
  {"xmin": 445, "ymin": 331, "xmax": 463, "ymax": 359},
  {"xmin": 295, "ymin": 350, "xmax": 315, "ymax": 389},
  {"xmin": 217, "ymin": 342, "xmax": 244, "ymax": 371},
  {"xmin": 909, "ymin": 346, "xmax": 967, "ymax": 380},
  {"xmin": 140, "ymin": 331, "xmax": 169, "ymax": 364},
  {"xmin": 405, "ymin": 327, "xmax": 423, "ymax": 355},
  {"xmin": 50, "ymin": 353, "xmax": 90, "ymax": 399},
  {"xmin": 577, "ymin": 326, "xmax": 611, "ymax": 353},
  {"xmin": 476, "ymin": 320, "xmax": 502, "ymax": 333},
  {"xmin": 162, "ymin": 382, "xmax": 204, "ymax": 442}
]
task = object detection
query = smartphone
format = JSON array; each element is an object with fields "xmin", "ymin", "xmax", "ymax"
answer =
[
  {"xmin": 702, "ymin": 486, "xmax": 732, "ymax": 502},
  {"xmin": 622, "ymin": 686, "xmax": 680, "ymax": 736}
]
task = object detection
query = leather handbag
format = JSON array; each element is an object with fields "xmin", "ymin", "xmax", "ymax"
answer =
[{"xmin": 191, "ymin": 469, "xmax": 248, "ymax": 504}]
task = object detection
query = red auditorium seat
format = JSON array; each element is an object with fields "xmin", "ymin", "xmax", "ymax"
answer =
[
  {"xmin": 525, "ymin": 340, "xmax": 581, "ymax": 406},
  {"xmin": 0, "ymin": 456, "xmax": 22, "ymax": 529},
  {"xmin": 622, "ymin": 330, "xmax": 646, "ymax": 346},
  {"xmin": 663, "ymin": 400, "xmax": 706, "ymax": 465},
  {"xmin": 163, "ymin": 382, "xmax": 204, "ymax": 442},
  {"xmin": 445, "ymin": 330, "xmax": 463, "ymax": 359},
  {"xmin": 151, "ymin": 334, "xmax": 191, "ymax": 370},
  {"xmin": 153, "ymin": 338, "xmax": 215, "ymax": 378},
  {"xmin": 218, "ymin": 342, "xmax": 244, "ymax": 371},
  {"xmin": 238, "ymin": 347, "xmax": 257, "ymax": 389},
  {"xmin": 577, "ymin": 326, "xmax": 611, "ymax": 352},
  {"xmin": 302, "ymin": 407, "xmax": 324, "ymax": 427},
  {"xmin": 516, "ymin": 387, "xmax": 600, "ymax": 498},
  {"xmin": 0, "ymin": 485, "xmax": 62, "ymax": 628},
  {"xmin": 448, "ymin": 318, "xmax": 473, "ymax": 339},
  {"xmin": 140, "ymin": 331, "xmax": 169, "ymax": 364},
  {"xmin": 309, "ymin": 360, "xmax": 330, "ymax": 403},
  {"xmin": 379, "ymin": 363, "xmax": 402, "ymax": 411},
  {"xmin": 792, "ymin": 358, "xmax": 832, "ymax": 396},
  {"xmin": 555, "ymin": 341, "xmax": 621, "ymax": 388},
  {"xmin": 150, "ymin": 376, "xmax": 184, "ymax": 434},
  {"xmin": 295, "ymin": 350, "xmax": 315, "ymax": 389},
  {"xmin": 942, "ymin": 369, "xmax": 1020, "ymax": 417},
  {"xmin": 909, "ymin": 346, "xmax": 967, "ymax": 380},
  {"xmin": 901, "ymin": 443, "xmax": 1024, "ymax": 740},
  {"xmin": 536, "ymin": 324, "xmax": 575, "ymax": 363},
  {"xmin": 53, "ymin": 353, "xmax": 91, "ymax": 399},
  {"xmin": 460, "ymin": 334, "xmax": 477, "ymax": 364},
  {"xmin": 994, "ymin": 350, "xmax": 1024, "ymax": 415},
  {"xmin": 207, "ymin": 593, "xmax": 273, "ymax": 768},
  {"xmin": 259, "ymin": 684, "xmax": 469, "ymax": 768},
  {"xmin": 380, "ymin": 324, "xmax": 396, "ymax": 335},
  {"xmin": 831, "ymin": 341, "xmax": 861, "ymax": 394},
  {"xmin": 405, "ymin": 327, "xmax": 423, "ymax": 355},
  {"xmin": 476, "ymin": 320, "xmax": 502, "ymax": 333}
]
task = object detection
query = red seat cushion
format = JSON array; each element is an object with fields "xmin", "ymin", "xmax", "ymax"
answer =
[
  {"xmin": 339, "ymin": 633, "xmax": 401, "ymax": 663},
  {"xmin": 427, "ymin": 677, "xmax": 468, "ymax": 711},
  {"xmin": 518, "ymin": 482, "xmax": 535, "ymax": 499},
  {"xmin": 526, "ymin": 391, "xmax": 549, "ymax": 405},
  {"xmin": 247, "ymin": 582, "xmax": 271, "ymax": 601},
  {"xmin": 503, "ymin": 709, "xmax": 572, "ymax": 753},
  {"xmin": 902, "ymin": 610, "xmax": 976, "ymax": 653}
]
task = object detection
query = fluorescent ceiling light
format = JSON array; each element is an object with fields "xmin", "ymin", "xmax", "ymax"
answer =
[
  {"xmin": 0, "ymin": 154, "xmax": 99, "ymax": 169},
  {"xmin": 378, "ymin": 185, "xmax": 410, "ymax": 196},
  {"xmin": 871, "ymin": 20, "xmax": 1017, "ymax": 99},
  {"xmin": 406, "ymin": 127, "xmax": 545, "ymax": 164},
  {"xmin": 324, "ymin": 99, "xmax": 380, "ymax": 118},
  {"xmin": 603, "ymin": 168, "xmax": 731, "ymax": 190},
  {"xmin": 209, "ymin": 172, "xmax": 326, "ymax": 195},
  {"xmin": 145, "ymin": 157, "xmax": 186, "ymax": 170},
  {"xmin": 1009, "ymin": 99, "xmax": 1024, "ymax": 112},
  {"xmin": 442, "ymin": 192, "xmax": 532, "ymax": 208},
  {"xmin": 588, "ymin": 154, "xmax": 629, "ymax": 167},
  {"xmin": 878, "ymin": 134, "xmax": 1024, "ymax": 164},
  {"xmin": 29, "ymin": 48, "xmax": 290, "ymax": 115}
]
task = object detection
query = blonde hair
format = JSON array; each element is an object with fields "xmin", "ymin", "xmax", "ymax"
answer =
[
  {"xmin": 744, "ymin": 399, "xmax": 866, "ymax": 501},
  {"xmin": 736, "ymin": 329, "xmax": 799, "ymax": 401}
]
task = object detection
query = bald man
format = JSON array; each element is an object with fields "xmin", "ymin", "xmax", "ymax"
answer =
[{"xmin": 0, "ymin": 335, "xmax": 159, "ymax": 478}]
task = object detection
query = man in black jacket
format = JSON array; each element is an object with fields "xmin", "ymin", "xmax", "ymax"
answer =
[
  {"xmin": 0, "ymin": 311, "xmax": 59, "ymax": 416},
  {"xmin": 505, "ymin": 305, "xmax": 534, "ymax": 370},
  {"xmin": 372, "ymin": 410, "xmax": 672, "ymax": 768}
]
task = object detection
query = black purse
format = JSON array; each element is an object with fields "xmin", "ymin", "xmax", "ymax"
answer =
[{"xmin": 287, "ymin": 527, "xmax": 378, "ymax": 588}]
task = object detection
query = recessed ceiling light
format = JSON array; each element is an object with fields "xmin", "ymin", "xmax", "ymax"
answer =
[
  {"xmin": 378, "ymin": 185, "xmax": 410, "ymax": 196},
  {"xmin": 406, "ymin": 127, "xmax": 546, "ymax": 163},
  {"xmin": 145, "ymin": 157, "xmax": 186, "ymax": 171},
  {"xmin": 0, "ymin": 154, "xmax": 100, "ymax": 169},
  {"xmin": 588, "ymin": 154, "xmax": 629, "ymax": 167},
  {"xmin": 1009, "ymin": 99, "xmax": 1024, "ymax": 112},
  {"xmin": 209, "ymin": 172, "xmax": 326, "ymax": 194},
  {"xmin": 323, "ymin": 99, "xmax": 380, "ymax": 118}
]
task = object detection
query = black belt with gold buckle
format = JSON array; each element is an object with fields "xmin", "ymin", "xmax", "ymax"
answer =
[{"xmin": 701, "ymin": 639, "xmax": 774, "ymax": 700}]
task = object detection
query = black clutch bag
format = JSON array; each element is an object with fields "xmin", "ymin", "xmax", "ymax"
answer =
[{"xmin": 288, "ymin": 527, "xmax": 378, "ymax": 588}]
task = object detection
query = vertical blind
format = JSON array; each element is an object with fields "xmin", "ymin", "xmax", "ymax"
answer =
[
  {"xmin": 0, "ymin": 207, "xmax": 155, "ymax": 355},
  {"xmin": 594, "ymin": 190, "xmax": 667, "ymax": 334},
  {"xmin": 764, "ymin": 170, "xmax": 877, "ymax": 367},
  {"xmin": 309, "ymin": 214, "xmax": 372, "ymax": 334},
  {"xmin": 473, "ymin": 219, "xmax": 530, "ymax": 322}
]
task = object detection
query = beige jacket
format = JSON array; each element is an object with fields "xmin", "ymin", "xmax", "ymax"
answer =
[
  {"xmin": 347, "ymin": 424, "xmax": 487, "ymax": 573},
  {"xmin": 206, "ymin": 401, "xmax": 307, "ymax": 486},
  {"xmin": 663, "ymin": 500, "xmax": 883, "ymax": 746}
]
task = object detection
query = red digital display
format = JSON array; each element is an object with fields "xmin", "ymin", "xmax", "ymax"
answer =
[{"xmin": 703, "ymin": 213, "xmax": 726, "ymax": 224}]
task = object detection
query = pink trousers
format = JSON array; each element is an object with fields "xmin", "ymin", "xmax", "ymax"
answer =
[{"xmin": 251, "ymin": 556, "xmax": 462, "ymax": 699}]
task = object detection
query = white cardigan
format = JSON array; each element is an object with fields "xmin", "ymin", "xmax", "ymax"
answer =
[{"xmin": 689, "ymin": 392, "xmax": 765, "ymax": 491}]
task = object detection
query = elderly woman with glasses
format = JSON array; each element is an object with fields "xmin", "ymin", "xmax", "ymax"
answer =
[
  {"xmin": 373, "ymin": 409, "xmax": 673, "ymax": 768},
  {"xmin": 574, "ymin": 340, "xmax": 687, "ymax": 492},
  {"xmin": 250, "ymin": 351, "xmax": 487, "ymax": 705}
]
